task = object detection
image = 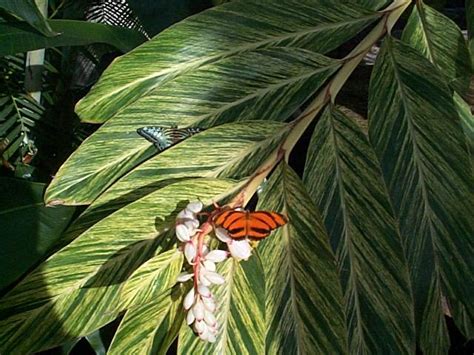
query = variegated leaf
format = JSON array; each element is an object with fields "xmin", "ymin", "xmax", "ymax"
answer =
[
  {"xmin": 258, "ymin": 162, "xmax": 348, "ymax": 354},
  {"xmin": 46, "ymin": 49, "xmax": 340, "ymax": 205},
  {"xmin": 402, "ymin": 2, "xmax": 472, "ymax": 94},
  {"xmin": 368, "ymin": 36, "xmax": 474, "ymax": 354},
  {"xmin": 303, "ymin": 104, "xmax": 415, "ymax": 353},
  {"xmin": 0, "ymin": 178, "xmax": 238, "ymax": 353},
  {"xmin": 76, "ymin": 1, "xmax": 378, "ymax": 123}
]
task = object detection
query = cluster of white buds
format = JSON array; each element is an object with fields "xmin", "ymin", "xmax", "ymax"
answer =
[
  {"xmin": 214, "ymin": 227, "xmax": 252, "ymax": 261},
  {"xmin": 176, "ymin": 201, "xmax": 231, "ymax": 342}
]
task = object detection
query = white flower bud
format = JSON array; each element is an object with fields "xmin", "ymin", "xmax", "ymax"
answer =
[
  {"xmin": 184, "ymin": 241, "xmax": 197, "ymax": 264},
  {"xmin": 193, "ymin": 298, "xmax": 205, "ymax": 320},
  {"xmin": 228, "ymin": 239, "xmax": 252, "ymax": 260},
  {"xmin": 177, "ymin": 208, "xmax": 194, "ymax": 219},
  {"xmin": 205, "ymin": 250, "xmax": 228, "ymax": 263},
  {"xmin": 183, "ymin": 288, "xmax": 195, "ymax": 310},
  {"xmin": 202, "ymin": 296, "xmax": 216, "ymax": 312},
  {"xmin": 202, "ymin": 260, "xmax": 216, "ymax": 272},
  {"xmin": 184, "ymin": 219, "xmax": 199, "ymax": 232},
  {"xmin": 194, "ymin": 319, "xmax": 206, "ymax": 333},
  {"xmin": 177, "ymin": 272, "xmax": 194, "ymax": 282},
  {"xmin": 198, "ymin": 324, "xmax": 210, "ymax": 341},
  {"xmin": 199, "ymin": 272, "xmax": 212, "ymax": 287},
  {"xmin": 204, "ymin": 310, "xmax": 216, "ymax": 327},
  {"xmin": 187, "ymin": 201, "xmax": 203, "ymax": 214},
  {"xmin": 186, "ymin": 309, "xmax": 195, "ymax": 325},
  {"xmin": 207, "ymin": 332, "xmax": 217, "ymax": 343},
  {"xmin": 204, "ymin": 271, "xmax": 225, "ymax": 285},
  {"xmin": 176, "ymin": 224, "xmax": 191, "ymax": 242},
  {"xmin": 215, "ymin": 227, "xmax": 231, "ymax": 242},
  {"xmin": 197, "ymin": 285, "xmax": 211, "ymax": 298}
]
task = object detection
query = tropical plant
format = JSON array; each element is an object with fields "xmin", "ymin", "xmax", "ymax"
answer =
[{"xmin": 0, "ymin": 0, "xmax": 472, "ymax": 354}]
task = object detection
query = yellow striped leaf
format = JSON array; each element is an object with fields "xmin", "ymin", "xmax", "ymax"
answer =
[
  {"xmin": 303, "ymin": 105, "xmax": 415, "ymax": 353},
  {"xmin": 368, "ymin": 36, "xmax": 474, "ymax": 354},
  {"xmin": 0, "ymin": 178, "xmax": 238, "ymax": 353}
]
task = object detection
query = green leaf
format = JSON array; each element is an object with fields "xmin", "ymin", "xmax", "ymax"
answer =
[
  {"xmin": 401, "ymin": 2, "xmax": 472, "ymax": 94},
  {"xmin": 303, "ymin": 105, "xmax": 415, "ymax": 353},
  {"xmin": 178, "ymin": 255, "xmax": 265, "ymax": 355},
  {"xmin": 453, "ymin": 92, "xmax": 474, "ymax": 164},
  {"xmin": 368, "ymin": 36, "xmax": 474, "ymax": 354},
  {"xmin": 46, "ymin": 48, "xmax": 339, "ymax": 206},
  {"xmin": 258, "ymin": 162, "xmax": 347, "ymax": 354},
  {"xmin": 109, "ymin": 285, "xmax": 186, "ymax": 355},
  {"xmin": 76, "ymin": 1, "xmax": 379, "ymax": 123},
  {"xmin": 0, "ymin": 178, "xmax": 238, "ymax": 353},
  {"xmin": 84, "ymin": 329, "xmax": 107, "ymax": 355},
  {"xmin": 0, "ymin": 178, "xmax": 75, "ymax": 291},
  {"xmin": 0, "ymin": 0, "xmax": 57, "ymax": 36},
  {"xmin": 0, "ymin": 20, "xmax": 146, "ymax": 56}
]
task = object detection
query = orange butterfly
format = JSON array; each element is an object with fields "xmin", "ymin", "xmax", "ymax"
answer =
[{"xmin": 212, "ymin": 209, "xmax": 288, "ymax": 239}]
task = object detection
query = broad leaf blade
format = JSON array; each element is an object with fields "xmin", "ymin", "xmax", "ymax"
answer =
[
  {"xmin": 178, "ymin": 255, "xmax": 265, "ymax": 355},
  {"xmin": 108, "ymin": 282, "xmax": 186, "ymax": 355},
  {"xmin": 0, "ymin": 20, "xmax": 146, "ymax": 56},
  {"xmin": 368, "ymin": 37, "xmax": 474, "ymax": 354},
  {"xmin": 258, "ymin": 162, "xmax": 347, "ymax": 354},
  {"xmin": 303, "ymin": 105, "xmax": 415, "ymax": 353},
  {"xmin": 0, "ymin": 178, "xmax": 238, "ymax": 353},
  {"xmin": 0, "ymin": 178, "xmax": 75, "ymax": 291},
  {"xmin": 46, "ymin": 48, "xmax": 340, "ymax": 205},
  {"xmin": 402, "ymin": 3, "xmax": 472, "ymax": 94},
  {"xmin": 0, "ymin": 0, "xmax": 57, "ymax": 36},
  {"xmin": 76, "ymin": 1, "xmax": 379, "ymax": 123}
]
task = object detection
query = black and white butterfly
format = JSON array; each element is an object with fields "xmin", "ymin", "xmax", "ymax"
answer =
[{"xmin": 136, "ymin": 126, "xmax": 202, "ymax": 151}]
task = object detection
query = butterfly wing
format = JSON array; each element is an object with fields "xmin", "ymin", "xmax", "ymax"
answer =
[
  {"xmin": 137, "ymin": 126, "xmax": 202, "ymax": 151},
  {"xmin": 213, "ymin": 209, "xmax": 287, "ymax": 240},
  {"xmin": 246, "ymin": 211, "xmax": 287, "ymax": 239}
]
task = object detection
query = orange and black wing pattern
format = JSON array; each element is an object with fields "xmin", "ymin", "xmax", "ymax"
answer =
[{"xmin": 213, "ymin": 209, "xmax": 287, "ymax": 239}]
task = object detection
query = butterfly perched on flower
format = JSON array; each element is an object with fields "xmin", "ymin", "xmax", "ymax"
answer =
[
  {"xmin": 136, "ymin": 126, "xmax": 202, "ymax": 151},
  {"xmin": 213, "ymin": 208, "xmax": 287, "ymax": 239}
]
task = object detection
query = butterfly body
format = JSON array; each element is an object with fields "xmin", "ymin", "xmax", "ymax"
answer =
[
  {"xmin": 137, "ymin": 126, "xmax": 201, "ymax": 151},
  {"xmin": 213, "ymin": 209, "xmax": 287, "ymax": 239}
]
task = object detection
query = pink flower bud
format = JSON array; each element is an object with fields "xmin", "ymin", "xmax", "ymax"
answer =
[
  {"xmin": 184, "ymin": 241, "xmax": 197, "ymax": 264},
  {"xmin": 228, "ymin": 239, "xmax": 252, "ymax": 260},
  {"xmin": 207, "ymin": 332, "xmax": 217, "ymax": 343},
  {"xmin": 183, "ymin": 288, "xmax": 195, "ymax": 310},
  {"xmin": 205, "ymin": 250, "xmax": 228, "ymax": 263},
  {"xmin": 215, "ymin": 227, "xmax": 231, "ymax": 242}
]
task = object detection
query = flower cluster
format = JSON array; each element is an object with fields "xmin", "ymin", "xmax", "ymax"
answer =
[{"xmin": 175, "ymin": 201, "xmax": 254, "ymax": 342}]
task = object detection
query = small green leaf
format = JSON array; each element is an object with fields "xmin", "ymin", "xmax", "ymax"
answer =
[
  {"xmin": 258, "ymin": 162, "xmax": 348, "ymax": 354},
  {"xmin": 178, "ymin": 256, "xmax": 265, "ymax": 355}
]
